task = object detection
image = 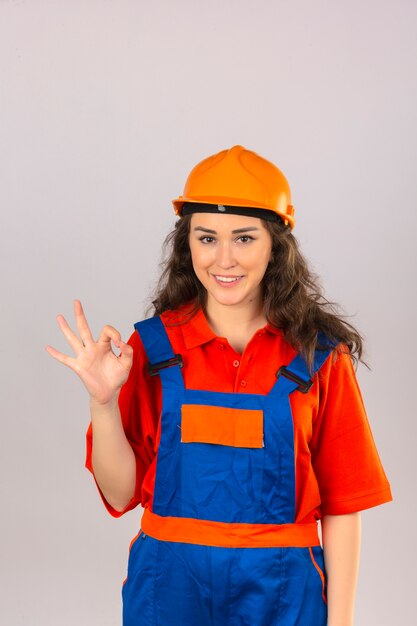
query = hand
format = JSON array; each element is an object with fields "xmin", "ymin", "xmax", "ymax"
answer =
[{"xmin": 45, "ymin": 299, "xmax": 133, "ymax": 405}]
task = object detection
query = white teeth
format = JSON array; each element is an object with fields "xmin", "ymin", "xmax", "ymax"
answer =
[{"xmin": 215, "ymin": 276, "xmax": 240, "ymax": 283}]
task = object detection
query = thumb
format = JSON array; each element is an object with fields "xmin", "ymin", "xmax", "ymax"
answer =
[{"xmin": 117, "ymin": 340, "xmax": 134, "ymax": 369}]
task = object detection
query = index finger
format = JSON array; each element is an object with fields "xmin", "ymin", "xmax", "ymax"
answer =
[{"xmin": 73, "ymin": 299, "xmax": 95, "ymax": 345}]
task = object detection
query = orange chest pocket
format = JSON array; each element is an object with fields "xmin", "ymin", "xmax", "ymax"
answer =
[{"xmin": 181, "ymin": 404, "xmax": 264, "ymax": 448}]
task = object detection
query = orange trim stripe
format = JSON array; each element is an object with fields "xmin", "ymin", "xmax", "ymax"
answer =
[
  {"xmin": 181, "ymin": 404, "xmax": 264, "ymax": 448},
  {"xmin": 141, "ymin": 508, "xmax": 320, "ymax": 548},
  {"xmin": 308, "ymin": 547, "xmax": 328, "ymax": 605},
  {"xmin": 128, "ymin": 528, "xmax": 143, "ymax": 551},
  {"xmin": 122, "ymin": 529, "xmax": 143, "ymax": 587}
]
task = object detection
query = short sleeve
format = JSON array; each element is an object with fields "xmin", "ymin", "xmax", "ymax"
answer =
[
  {"xmin": 310, "ymin": 346, "xmax": 393, "ymax": 515},
  {"xmin": 85, "ymin": 328, "xmax": 160, "ymax": 517}
]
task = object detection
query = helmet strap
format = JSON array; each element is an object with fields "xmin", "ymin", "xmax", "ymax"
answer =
[{"xmin": 181, "ymin": 202, "xmax": 280, "ymax": 223}]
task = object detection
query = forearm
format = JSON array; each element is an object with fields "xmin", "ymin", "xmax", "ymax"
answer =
[
  {"xmin": 90, "ymin": 397, "xmax": 137, "ymax": 512},
  {"xmin": 321, "ymin": 512, "xmax": 361, "ymax": 626}
]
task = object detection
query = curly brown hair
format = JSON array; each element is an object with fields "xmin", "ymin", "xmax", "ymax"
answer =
[{"xmin": 147, "ymin": 215, "xmax": 366, "ymax": 374}]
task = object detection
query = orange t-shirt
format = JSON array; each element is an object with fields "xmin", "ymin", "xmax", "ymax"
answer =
[{"xmin": 85, "ymin": 306, "xmax": 393, "ymax": 523}]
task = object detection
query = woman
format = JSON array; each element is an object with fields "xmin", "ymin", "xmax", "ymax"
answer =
[{"xmin": 46, "ymin": 145, "xmax": 393, "ymax": 626}]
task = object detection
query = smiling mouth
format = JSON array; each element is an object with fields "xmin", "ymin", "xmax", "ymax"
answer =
[{"xmin": 212, "ymin": 274, "xmax": 244, "ymax": 285}]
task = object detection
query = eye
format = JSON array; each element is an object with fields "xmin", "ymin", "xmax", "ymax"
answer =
[
  {"xmin": 198, "ymin": 236, "xmax": 216, "ymax": 244},
  {"xmin": 236, "ymin": 235, "xmax": 255, "ymax": 243}
]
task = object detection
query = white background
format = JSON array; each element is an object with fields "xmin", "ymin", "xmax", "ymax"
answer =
[{"xmin": 1, "ymin": 1, "xmax": 415, "ymax": 624}]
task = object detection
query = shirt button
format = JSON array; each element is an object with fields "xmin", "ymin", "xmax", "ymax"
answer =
[
  {"xmin": 218, "ymin": 343, "xmax": 225, "ymax": 349},
  {"xmin": 240, "ymin": 380, "xmax": 247, "ymax": 387},
  {"xmin": 233, "ymin": 359, "xmax": 240, "ymax": 367}
]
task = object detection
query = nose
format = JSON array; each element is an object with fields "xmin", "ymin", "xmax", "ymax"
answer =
[{"xmin": 216, "ymin": 241, "xmax": 236, "ymax": 269}]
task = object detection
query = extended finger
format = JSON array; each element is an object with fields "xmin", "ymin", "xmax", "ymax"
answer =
[
  {"xmin": 45, "ymin": 344, "xmax": 77, "ymax": 370},
  {"xmin": 56, "ymin": 314, "xmax": 84, "ymax": 354},
  {"xmin": 74, "ymin": 300, "xmax": 95, "ymax": 345}
]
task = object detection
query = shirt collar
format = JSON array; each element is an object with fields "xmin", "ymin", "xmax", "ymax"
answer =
[
  {"xmin": 265, "ymin": 322, "xmax": 282, "ymax": 336},
  {"xmin": 172, "ymin": 302, "xmax": 282, "ymax": 350},
  {"xmin": 181, "ymin": 306, "xmax": 217, "ymax": 349}
]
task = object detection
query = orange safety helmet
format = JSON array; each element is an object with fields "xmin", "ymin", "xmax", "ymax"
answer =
[{"xmin": 172, "ymin": 145, "xmax": 295, "ymax": 229}]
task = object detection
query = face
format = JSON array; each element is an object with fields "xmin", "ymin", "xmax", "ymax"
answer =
[{"xmin": 189, "ymin": 212, "xmax": 273, "ymax": 310}]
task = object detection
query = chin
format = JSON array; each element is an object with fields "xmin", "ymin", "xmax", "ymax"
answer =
[{"xmin": 210, "ymin": 292, "xmax": 247, "ymax": 307}]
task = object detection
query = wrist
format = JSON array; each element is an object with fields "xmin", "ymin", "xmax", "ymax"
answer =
[{"xmin": 89, "ymin": 394, "xmax": 120, "ymax": 416}]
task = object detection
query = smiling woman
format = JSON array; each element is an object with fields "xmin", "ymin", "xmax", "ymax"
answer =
[
  {"xmin": 188, "ymin": 213, "xmax": 273, "ymax": 350},
  {"xmin": 189, "ymin": 213, "xmax": 272, "ymax": 307},
  {"xmin": 48, "ymin": 145, "xmax": 393, "ymax": 626}
]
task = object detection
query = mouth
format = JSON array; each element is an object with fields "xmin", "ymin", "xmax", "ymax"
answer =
[{"xmin": 212, "ymin": 274, "xmax": 244, "ymax": 287}]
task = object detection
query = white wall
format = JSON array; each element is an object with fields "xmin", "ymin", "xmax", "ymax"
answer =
[{"xmin": 1, "ymin": 1, "xmax": 415, "ymax": 624}]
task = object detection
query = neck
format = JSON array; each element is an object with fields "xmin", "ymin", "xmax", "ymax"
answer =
[{"xmin": 205, "ymin": 295, "xmax": 267, "ymax": 336}]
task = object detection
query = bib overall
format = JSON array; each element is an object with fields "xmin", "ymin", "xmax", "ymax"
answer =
[{"xmin": 122, "ymin": 316, "xmax": 334, "ymax": 625}]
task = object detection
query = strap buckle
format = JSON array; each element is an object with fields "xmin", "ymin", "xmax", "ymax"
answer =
[
  {"xmin": 276, "ymin": 366, "xmax": 313, "ymax": 393},
  {"xmin": 147, "ymin": 354, "xmax": 184, "ymax": 377}
]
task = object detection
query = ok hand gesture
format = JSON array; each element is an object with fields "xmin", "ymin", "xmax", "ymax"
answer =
[{"xmin": 45, "ymin": 300, "xmax": 133, "ymax": 406}]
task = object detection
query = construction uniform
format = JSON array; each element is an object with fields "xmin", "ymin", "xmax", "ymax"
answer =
[{"xmin": 85, "ymin": 304, "xmax": 393, "ymax": 625}]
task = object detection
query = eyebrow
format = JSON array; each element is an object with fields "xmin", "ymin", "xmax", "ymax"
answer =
[{"xmin": 193, "ymin": 226, "xmax": 260, "ymax": 234}]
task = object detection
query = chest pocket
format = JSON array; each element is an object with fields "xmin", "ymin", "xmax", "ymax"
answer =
[
  {"xmin": 181, "ymin": 404, "xmax": 264, "ymax": 448},
  {"xmin": 178, "ymin": 403, "xmax": 266, "ymax": 522}
]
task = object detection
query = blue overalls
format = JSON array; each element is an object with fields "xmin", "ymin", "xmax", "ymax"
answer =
[{"xmin": 122, "ymin": 316, "xmax": 334, "ymax": 625}]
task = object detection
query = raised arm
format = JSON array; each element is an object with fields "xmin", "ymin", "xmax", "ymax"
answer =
[{"xmin": 46, "ymin": 299, "xmax": 136, "ymax": 512}]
